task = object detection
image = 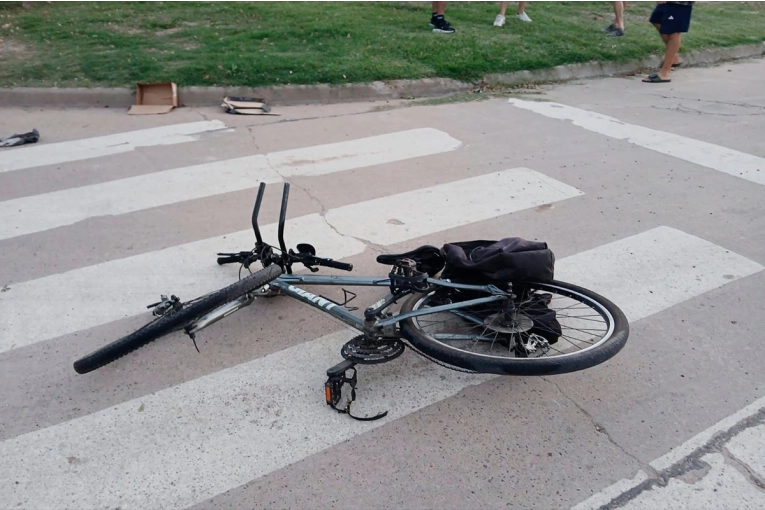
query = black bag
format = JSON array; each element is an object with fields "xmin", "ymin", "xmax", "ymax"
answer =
[
  {"xmin": 440, "ymin": 238, "xmax": 555, "ymax": 285},
  {"xmin": 522, "ymin": 292, "xmax": 561, "ymax": 345}
]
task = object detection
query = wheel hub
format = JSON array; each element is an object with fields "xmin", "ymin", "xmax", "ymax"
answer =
[{"xmin": 482, "ymin": 312, "xmax": 533, "ymax": 334}]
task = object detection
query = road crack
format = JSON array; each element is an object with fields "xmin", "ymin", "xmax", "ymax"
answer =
[
  {"xmin": 720, "ymin": 446, "xmax": 765, "ymax": 492},
  {"xmin": 246, "ymin": 125, "xmax": 261, "ymax": 153},
  {"xmin": 544, "ymin": 377, "xmax": 658, "ymax": 479},
  {"xmin": 594, "ymin": 405, "xmax": 765, "ymax": 509},
  {"xmin": 648, "ymin": 94, "xmax": 765, "ymax": 110},
  {"xmin": 648, "ymin": 104, "xmax": 765, "ymax": 117}
]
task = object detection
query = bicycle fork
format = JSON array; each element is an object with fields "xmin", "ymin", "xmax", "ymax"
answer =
[{"xmin": 184, "ymin": 286, "xmax": 273, "ymax": 338}]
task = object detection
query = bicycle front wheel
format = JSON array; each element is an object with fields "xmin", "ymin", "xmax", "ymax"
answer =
[
  {"xmin": 400, "ymin": 280, "xmax": 629, "ymax": 376},
  {"xmin": 73, "ymin": 264, "xmax": 283, "ymax": 374}
]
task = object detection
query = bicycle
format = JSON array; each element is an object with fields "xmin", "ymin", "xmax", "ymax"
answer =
[{"xmin": 73, "ymin": 183, "xmax": 629, "ymax": 420}]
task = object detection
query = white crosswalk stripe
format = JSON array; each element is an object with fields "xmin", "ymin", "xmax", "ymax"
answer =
[
  {"xmin": 0, "ymin": 128, "xmax": 460, "ymax": 240},
  {"xmin": 326, "ymin": 168, "xmax": 582, "ymax": 245},
  {"xmin": 0, "ymin": 168, "xmax": 582, "ymax": 355},
  {"xmin": 555, "ymin": 226, "xmax": 763, "ymax": 322},
  {"xmin": 507, "ymin": 98, "xmax": 765, "ymax": 186},
  {"xmin": 0, "ymin": 120, "xmax": 228, "ymax": 173},
  {"xmin": 0, "ymin": 227, "xmax": 761, "ymax": 510}
]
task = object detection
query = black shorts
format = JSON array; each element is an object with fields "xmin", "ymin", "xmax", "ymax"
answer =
[{"xmin": 649, "ymin": 2, "xmax": 693, "ymax": 34}]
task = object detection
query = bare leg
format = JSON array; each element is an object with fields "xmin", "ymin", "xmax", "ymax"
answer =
[
  {"xmin": 518, "ymin": 1, "xmax": 527, "ymax": 14},
  {"xmin": 499, "ymin": 1, "xmax": 509, "ymax": 16},
  {"xmin": 654, "ymin": 24, "xmax": 682, "ymax": 65},
  {"xmin": 613, "ymin": 1, "xmax": 625, "ymax": 30},
  {"xmin": 658, "ymin": 33, "xmax": 681, "ymax": 79},
  {"xmin": 433, "ymin": 0, "xmax": 446, "ymax": 16}
]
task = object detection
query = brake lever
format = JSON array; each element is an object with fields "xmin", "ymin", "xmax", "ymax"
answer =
[
  {"xmin": 295, "ymin": 255, "xmax": 319, "ymax": 272},
  {"xmin": 243, "ymin": 254, "xmax": 259, "ymax": 269}
]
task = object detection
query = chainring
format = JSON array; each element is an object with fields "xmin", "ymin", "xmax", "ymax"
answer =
[{"xmin": 341, "ymin": 334, "xmax": 405, "ymax": 364}]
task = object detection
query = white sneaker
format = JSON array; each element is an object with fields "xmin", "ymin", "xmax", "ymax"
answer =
[
  {"xmin": 493, "ymin": 14, "xmax": 505, "ymax": 26},
  {"xmin": 517, "ymin": 12, "xmax": 532, "ymax": 22}
]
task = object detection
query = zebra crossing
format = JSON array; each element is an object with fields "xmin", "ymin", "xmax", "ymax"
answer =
[
  {"xmin": 1, "ymin": 104, "xmax": 763, "ymax": 509},
  {"xmin": 507, "ymin": 98, "xmax": 765, "ymax": 186},
  {"xmin": 0, "ymin": 120, "xmax": 228, "ymax": 174}
]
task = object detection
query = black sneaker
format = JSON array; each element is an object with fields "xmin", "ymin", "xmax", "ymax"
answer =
[
  {"xmin": 604, "ymin": 23, "xmax": 616, "ymax": 32},
  {"xmin": 430, "ymin": 15, "xmax": 455, "ymax": 33},
  {"xmin": 607, "ymin": 27, "xmax": 625, "ymax": 37}
]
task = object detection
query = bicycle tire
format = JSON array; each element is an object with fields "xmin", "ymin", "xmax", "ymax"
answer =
[
  {"xmin": 400, "ymin": 280, "xmax": 629, "ymax": 376},
  {"xmin": 73, "ymin": 264, "xmax": 283, "ymax": 374}
]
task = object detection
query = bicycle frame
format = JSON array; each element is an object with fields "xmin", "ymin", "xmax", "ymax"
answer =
[
  {"xmin": 187, "ymin": 272, "xmax": 508, "ymax": 339},
  {"xmin": 274, "ymin": 274, "xmax": 506, "ymax": 330},
  {"xmin": 192, "ymin": 182, "xmax": 511, "ymax": 339}
]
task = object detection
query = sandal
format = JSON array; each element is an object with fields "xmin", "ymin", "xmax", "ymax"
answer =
[{"xmin": 642, "ymin": 73, "xmax": 671, "ymax": 83}]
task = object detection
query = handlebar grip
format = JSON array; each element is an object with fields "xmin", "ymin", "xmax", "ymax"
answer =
[
  {"xmin": 217, "ymin": 255, "xmax": 242, "ymax": 265},
  {"xmin": 318, "ymin": 258, "xmax": 353, "ymax": 271}
]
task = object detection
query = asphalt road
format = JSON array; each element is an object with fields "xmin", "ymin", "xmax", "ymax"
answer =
[{"xmin": 1, "ymin": 57, "xmax": 764, "ymax": 510}]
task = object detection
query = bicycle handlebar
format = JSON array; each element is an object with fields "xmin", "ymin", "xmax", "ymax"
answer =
[
  {"xmin": 216, "ymin": 250, "xmax": 353, "ymax": 272},
  {"xmin": 313, "ymin": 257, "xmax": 353, "ymax": 271},
  {"xmin": 217, "ymin": 252, "xmax": 250, "ymax": 265}
]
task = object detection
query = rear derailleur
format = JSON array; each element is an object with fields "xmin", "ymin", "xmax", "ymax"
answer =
[{"xmin": 515, "ymin": 333, "xmax": 551, "ymax": 358}]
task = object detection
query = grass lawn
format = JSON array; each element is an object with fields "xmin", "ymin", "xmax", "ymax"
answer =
[{"xmin": 0, "ymin": 1, "xmax": 763, "ymax": 88}]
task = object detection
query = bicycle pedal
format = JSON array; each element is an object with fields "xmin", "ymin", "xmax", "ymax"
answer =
[{"xmin": 326, "ymin": 359, "xmax": 356, "ymax": 378}]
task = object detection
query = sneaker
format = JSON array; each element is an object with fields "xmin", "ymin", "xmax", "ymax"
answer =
[
  {"xmin": 493, "ymin": 14, "xmax": 506, "ymax": 26},
  {"xmin": 430, "ymin": 15, "xmax": 455, "ymax": 33},
  {"xmin": 516, "ymin": 12, "xmax": 532, "ymax": 22},
  {"xmin": 607, "ymin": 27, "xmax": 625, "ymax": 37},
  {"xmin": 604, "ymin": 23, "xmax": 617, "ymax": 32}
]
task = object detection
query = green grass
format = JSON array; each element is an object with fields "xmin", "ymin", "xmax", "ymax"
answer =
[{"xmin": 0, "ymin": 1, "xmax": 763, "ymax": 88}]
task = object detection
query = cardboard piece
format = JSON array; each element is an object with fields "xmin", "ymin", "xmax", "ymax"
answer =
[
  {"xmin": 221, "ymin": 96, "xmax": 279, "ymax": 116},
  {"xmin": 128, "ymin": 82, "xmax": 178, "ymax": 115},
  {"xmin": 224, "ymin": 98, "xmax": 270, "ymax": 111}
]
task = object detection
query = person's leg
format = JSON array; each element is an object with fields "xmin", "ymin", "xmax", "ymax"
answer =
[
  {"xmin": 649, "ymin": 5, "xmax": 669, "ymax": 54},
  {"xmin": 645, "ymin": 2, "xmax": 691, "ymax": 82},
  {"xmin": 655, "ymin": 30, "xmax": 681, "ymax": 65},
  {"xmin": 517, "ymin": 1, "xmax": 532, "ymax": 22},
  {"xmin": 613, "ymin": 1, "xmax": 624, "ymax": 30},
  {"xmin": 432, "ymin": 2, "xmax": 446, "ymax": 16},
  {"xmin": 606, "ymin": 1, "xmax": 624, "ymax": 35},
  {"xmin": 495, "ymin": 1, "xmax": 509, "ymax": 26},
  {"xmin": 430, "ymin": 1, "xmax": 454, "ymax": 33},
  {"xmin": 657, "ymin": 33, "xmax": 682, "ymax": 79}
]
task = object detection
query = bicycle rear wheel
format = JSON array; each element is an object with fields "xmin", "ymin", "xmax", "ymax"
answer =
[
  {"xmin": 400, "ymin": 280, "xmax": 629, "ymax": 376},
  {"xmin": 73, "ymin": 264, "xmax": 283, "ymax": 374}
]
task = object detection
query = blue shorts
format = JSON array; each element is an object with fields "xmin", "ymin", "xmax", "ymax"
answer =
[{"xmin": 649, "ymin": 2, "xmax": 693, "ymax": 34}]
